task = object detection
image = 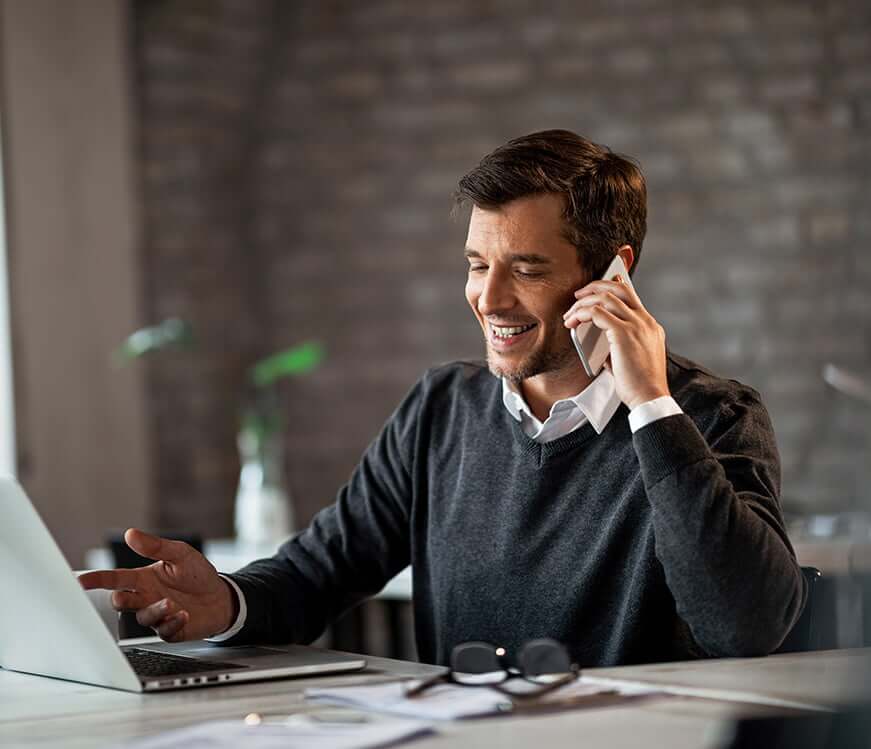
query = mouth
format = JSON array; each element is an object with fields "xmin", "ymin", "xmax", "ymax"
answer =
[{"xmin": 488, "ymin": 322, "xmax": 537, "ymax": 349}]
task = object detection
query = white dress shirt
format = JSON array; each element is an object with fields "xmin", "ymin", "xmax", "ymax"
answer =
[
  {"xmin": 502, "ymin": 369, "xmax": 682, "ymax": 442},
  {"xmin": 210, "ymin": 372, "xmax": 683, "ymax": 641},
  {"xmin": 207, "ymin": 575, "xmax": 248, "ymax": 642}
]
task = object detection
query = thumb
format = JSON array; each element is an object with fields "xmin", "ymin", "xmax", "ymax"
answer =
[{"xmin": 124, "ymin": 528, "xmax": 190, "ymax": 564}]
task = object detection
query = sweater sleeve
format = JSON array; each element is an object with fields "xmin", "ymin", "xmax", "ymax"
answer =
[
  {"xmin": 217, "ymin": 379, "xmax": 422, "ymax": 646},
  {"xmin": 632, "ymin": 393, "xmax": 806, "ymax": 657}
]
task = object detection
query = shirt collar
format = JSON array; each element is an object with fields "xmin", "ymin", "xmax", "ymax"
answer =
[{"xmin": 501, "ymin": 369, "xmax": 622, "ymax": 435}]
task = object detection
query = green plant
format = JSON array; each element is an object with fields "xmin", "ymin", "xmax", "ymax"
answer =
[
  {"xmin": 115, "ymin": 319, "xmax": 325, "ymax": 446},
  {"xmin": 242, "ymin": 341, "xmax": 325, "ymax": 447}
]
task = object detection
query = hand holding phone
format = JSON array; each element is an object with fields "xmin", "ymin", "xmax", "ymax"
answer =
[{"xmin": 570, "ymin": 255, "xmax": 634, "ymax": 377}]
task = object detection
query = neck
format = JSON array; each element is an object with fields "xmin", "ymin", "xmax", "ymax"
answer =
[{"xmin": 519, "ymin": 366, "xmax": 594, "ymax": 422}]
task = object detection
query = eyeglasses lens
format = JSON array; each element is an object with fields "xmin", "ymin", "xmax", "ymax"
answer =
[
  {"xmin": 450, "ymin": 641, "xmax": 508, "ymax": 685},
  {"xmin": 517, "ymin": 638, "xmax": 572, "ymax": 682}
]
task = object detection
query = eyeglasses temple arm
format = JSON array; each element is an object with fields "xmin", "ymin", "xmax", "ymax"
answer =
[
  {"xmin": 404, "ymin": 669, "xmax": 450, "ymax": 698},
  {"xmin": 497, "ymin": 668, "xmax": 581, "ymax": 700}
]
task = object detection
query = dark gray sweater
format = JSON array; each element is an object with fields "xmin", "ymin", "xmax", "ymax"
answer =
[{"xmin": 226, "ymin": 353, "xmax": 806, "ymax": 667}]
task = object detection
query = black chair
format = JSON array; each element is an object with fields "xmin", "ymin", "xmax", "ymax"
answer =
[
  {"xmin": 724, "ymin": 707, "xmax": 871, "ymax": 749},
  {"xmin": 775, "ymin": 566, "xmax": 823, "ymax": 654}
]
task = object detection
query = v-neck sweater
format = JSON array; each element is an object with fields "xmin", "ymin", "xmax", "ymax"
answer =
[{"xmin": 226, "ymin": 353, "xmax": 806, "ymax": 667}]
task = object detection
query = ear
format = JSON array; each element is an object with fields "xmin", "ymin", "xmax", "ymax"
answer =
[{"xmin": 616, "ymin": 245, "xmax": 635, "ymax": 274}]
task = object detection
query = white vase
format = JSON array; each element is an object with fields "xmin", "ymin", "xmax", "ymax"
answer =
[{"xmin": 233, "ymin": 427, "xmax": 294, "ymax": 547}]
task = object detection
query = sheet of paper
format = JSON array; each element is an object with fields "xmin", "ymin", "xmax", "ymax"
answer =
[
  {"xmin": 114, "ymin": 715, "xmax": 435, "ymax": 749},
  {"xmin": 306, "ymin": 677, "xmax": 664, "ymax": 720},
  {"xmin": 578, "ymin": 674, "xmax": 832, "ymax": 713},
  {"xmin": 307, "ymin": 680, "xmax": 514, "ymax": 720},
  {"xmin": 544, "ymin": 677, "xmax": 663, "ymax": 701}
]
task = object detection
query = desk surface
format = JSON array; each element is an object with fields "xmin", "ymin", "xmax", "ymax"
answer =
[
  {"xmin": 592, "ymin": 647, "xmax": 871, "ymax": 708},
  {"xmin": 2, "ymin": 646, "xmax": 869, "ymax": 748}
]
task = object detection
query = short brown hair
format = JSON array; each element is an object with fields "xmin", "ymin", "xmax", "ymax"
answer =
[{"xmin": 455, "ymin": 129, "xmax": 647, "ymax": 279}]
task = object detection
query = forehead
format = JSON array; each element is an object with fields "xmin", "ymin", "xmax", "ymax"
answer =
[{"xmin": 465, "ymin": 194, "xmax": 577, "ymax": 260}]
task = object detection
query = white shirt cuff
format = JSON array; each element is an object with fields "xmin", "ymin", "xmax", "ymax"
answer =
[
  {"xmin": 628, "ymin": 395, "xmax": 683, "ymax": 434},
  {"xmin": 205, "ymin": 574, "xmax": 248, "ymax": 642}
]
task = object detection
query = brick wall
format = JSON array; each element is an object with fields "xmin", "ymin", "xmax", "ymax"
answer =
[{"xmin": 134, "ymin": 0, "xmax": 871, "ymax": 538}]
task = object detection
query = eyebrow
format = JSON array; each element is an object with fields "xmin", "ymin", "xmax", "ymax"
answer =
[{"xmin": 463, "ymin": 248, "xmax": 553, "ymax": 265}]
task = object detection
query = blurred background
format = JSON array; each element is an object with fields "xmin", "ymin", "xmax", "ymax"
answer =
[{"xmin": 0, "ymin": 0, "xmax": 869, "ymax": 657}]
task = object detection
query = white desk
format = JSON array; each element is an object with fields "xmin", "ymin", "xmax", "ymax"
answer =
[
  {"xmin": 2, "ymin": 647, "xmax": 869, "ymax": 748},
  {"xmin": 591, "ymin": 647, "xmax": 871, "ymax": 709}
]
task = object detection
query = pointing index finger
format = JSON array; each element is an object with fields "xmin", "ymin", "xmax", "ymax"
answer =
[
  {"xmin": 124, "ymin": 528, "xmax": 190, "ymax": 564},
  {"xmin": 77, "ymin": 568, "xmax": 143, "ymax": 592}
]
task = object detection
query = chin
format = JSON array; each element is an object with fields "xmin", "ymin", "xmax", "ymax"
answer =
[
  {"xmin": 486, "ymin": 350, "xmax": 538, "ymax": 383},
  {"xmin": 486, "ymin": 341, "xmax": 577, "ymax": 384}
]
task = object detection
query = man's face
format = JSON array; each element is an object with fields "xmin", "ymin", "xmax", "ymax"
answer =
[{"xmin": 464, "ymin": 194, "xmax": 588, "ymax": 384}]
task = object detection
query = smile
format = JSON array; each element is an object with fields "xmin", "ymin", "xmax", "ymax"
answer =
[{"xmin": 489, "ymin": 323, "xmax": 537, "ymax": 346}]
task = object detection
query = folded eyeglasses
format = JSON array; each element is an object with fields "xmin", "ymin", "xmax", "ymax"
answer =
[{"xmin": 406, "ymin": 638, "xmax": 579, "ymax": 699}]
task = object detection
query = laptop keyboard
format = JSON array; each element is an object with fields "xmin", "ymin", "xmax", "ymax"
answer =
[{"xmin": 123, "ymin": 647, "xmax": 247, "ymax": 678}]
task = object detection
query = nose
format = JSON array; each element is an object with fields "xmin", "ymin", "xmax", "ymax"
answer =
[{"xmin": 476, "ymin": 267, "xmax": 515, "ymax": 316}]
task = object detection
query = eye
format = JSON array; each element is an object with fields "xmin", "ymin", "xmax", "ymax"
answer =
[
  {"xmin": 516, "ymin": 270, "xmax": 544, "ymax": 278},
  {"xmin": 468, "ymin": 264, "xmax": 487, "ymax": 273}
]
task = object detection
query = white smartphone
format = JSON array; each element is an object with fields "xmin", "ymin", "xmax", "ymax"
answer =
[{"xmin": 570, "ymin": 254, "xmax": 634, "ymax": 378}]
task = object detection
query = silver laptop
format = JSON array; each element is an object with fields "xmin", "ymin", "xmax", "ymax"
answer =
[{"xmin": 0, "ymin": 475, "xmax": 366, "ymax": 692}]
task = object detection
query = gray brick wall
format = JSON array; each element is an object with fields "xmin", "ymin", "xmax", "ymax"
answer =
[{"xmin": 135, "ymin": 0, "xmax": 871, "ymax": 536}]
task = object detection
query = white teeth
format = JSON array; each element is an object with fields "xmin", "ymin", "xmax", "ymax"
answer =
[{"xmin": 492, "ymin": 324, "xmax": 534, "ymax": 338}]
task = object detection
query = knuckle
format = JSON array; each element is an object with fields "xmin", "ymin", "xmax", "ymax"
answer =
[
  {"xmin": 137, "ymin": 601, "xmax": 164, "ymax": 627},
  {"xmin": 156, "ymin": 616, "xmax": 176, "ymax": 636},
  {"xmin": 158, "ymin": 617, "xmax": 184, "ymax": 642}
]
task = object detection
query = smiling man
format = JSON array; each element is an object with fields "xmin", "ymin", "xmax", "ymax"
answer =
[
  {"xmin": 81, "ymin": 130, "xmax": 806, "ymax": 667},
  {"xmin": 463, "ymin": 192, "xmax": 658, "ymax": 432}
]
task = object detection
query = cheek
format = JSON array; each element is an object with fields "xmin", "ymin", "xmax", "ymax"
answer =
[
  {"xmin": 524, "ymin": 286, "xmax": 575, "ymax": 321},
  {"xmin": 531, "ymin": 290, "xmax": 579, "ymax": 333},
  {"xmin": 551, "ymin": 287, "xmax": 578, "ymax": 316},
  {"xmin": 464, "ymin": 279, "xmax": 480, "ymax": 310}
]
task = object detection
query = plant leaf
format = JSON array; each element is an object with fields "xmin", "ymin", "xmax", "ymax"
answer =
[
  {"xmin": 250, "ymin": 341, "xmax": 325, "ymax": 387},
  {"xmin": 114, "ymin": 318, "xmax": 194, "ymax": 364}
]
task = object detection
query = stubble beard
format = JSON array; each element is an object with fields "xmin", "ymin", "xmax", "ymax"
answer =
[{"xmin": 486, "ymin": 330, "xmax": 578, "ymax": 386}]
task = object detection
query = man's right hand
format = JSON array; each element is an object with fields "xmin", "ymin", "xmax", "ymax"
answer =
[{"xmin": 77, "ymin": 528, "xmax": 237, "ymax": 642}]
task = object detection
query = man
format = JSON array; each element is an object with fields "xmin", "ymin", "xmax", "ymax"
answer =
[{"xmin": 80, "ymin": 130, "xmax": 805, "ymax": 667}]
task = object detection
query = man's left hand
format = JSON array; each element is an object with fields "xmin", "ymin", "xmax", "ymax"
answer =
[{"xmin": 563, "ymin": 278, "xmax": 670, "ymax": 410}]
